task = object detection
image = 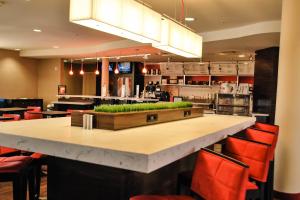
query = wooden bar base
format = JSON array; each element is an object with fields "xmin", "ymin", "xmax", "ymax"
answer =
[{"xmin": 47, "ymin": 153, "xmax": 197, "ymax": 200}]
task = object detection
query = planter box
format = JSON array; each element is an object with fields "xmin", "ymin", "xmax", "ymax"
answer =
[{"xmin": 71, "ymin": 107, "xmax": 203, "ymax": 130}]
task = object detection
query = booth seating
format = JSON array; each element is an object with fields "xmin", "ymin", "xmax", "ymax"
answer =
[
  {"xmin": 0, "ymin": 156, "xmax": 33, "ymax": 200},
  {"xmin": 130, "ymin": 148, "xmax": 250, "ymax": 200},
  {"xmin": 2, "ymin": 114, "xmax": 21, "ymax": 121},
  {"xmin": 27, "ymin": 106, "xmax": 41, "ymax": 112},
  {"xmin": 224, "ymin": 136, "xmax": 272, "ymax": 200},
  {"xmin": 24, "ymin": 112, "xmax": 43, "ymax": 120}
]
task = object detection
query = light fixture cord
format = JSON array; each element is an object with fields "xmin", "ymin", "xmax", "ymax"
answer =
[{"xmin": 181, "ymin": 0, "xmax": 185, "ymax": 23}]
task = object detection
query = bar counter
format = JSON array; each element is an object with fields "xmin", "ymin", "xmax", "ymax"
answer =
[
  {"xmin": 0, "ymin": 115, "xmax": 255, "ymax": 200},
  {"xmin": 0, "ymin": 115, "xmax": 254, "ymax": 173}
]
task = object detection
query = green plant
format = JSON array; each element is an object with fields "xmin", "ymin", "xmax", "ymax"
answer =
[{"xmin": 94, "ymin": 102, "xmax": 192, "ymax": 113}]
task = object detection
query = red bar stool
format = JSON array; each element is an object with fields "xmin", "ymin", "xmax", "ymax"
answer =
[
  {"xmin": 24, "ymin": 112, "xmax": 43, "ymax": 120},
  {"xmin": 0, "ymin": 146, "xmax": 21, "ymax": 157},
  {"xmin": 245, "ymin": 128, "xmax": 278, "ymax": 200},
  {"xmin": 131, "ymin": 148, "xmax": 250, "ymax": 200},
  {"xmin": 253, "ymin": 122, "xmax": 279, "ymax": 134},
  {"xmin": 224, "ymin": 136, "xmax": 272, "ymax": 200},
  {"xmin": 0, "ymin": 156, "xmax": 33, "ymax": 200}
]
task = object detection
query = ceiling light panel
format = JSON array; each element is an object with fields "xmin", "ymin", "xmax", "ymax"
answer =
[
  {"xmin": 70, "ymin": 0, "xmax": 161, "ymax": 44},
  {"xmin": 153, "ymin": 18, "xmax": 203, "ymax": 58}
]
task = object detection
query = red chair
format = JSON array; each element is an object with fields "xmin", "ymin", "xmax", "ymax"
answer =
[
  {"xmin": 2, "ymin": 114, "xmax": 21, "ymax": 121},
  {"xmin": 245, "ymin": 128, "xmax": 277, "ymax": 160},
  {"xmin": 24, "ymin": 111, "xmax": 43, "ymax": 120},
  {"xmin": 253, "ymin": 122, "xmax": 279, "ymax": 134},
  {"xmin": 0, "ymin": 156, "xmax": 33, "ymax": 200},
  {"xmin": 225, "ymin": 136, "xmax": 272, "ymax": 199},
  {"xmin": 0, "ymin": 146, "xmax": 20, "ymax": 156},
  {"xmin": 131, "ymin": 148, "xmax": 250, "ymax": 200},
  {"xmin": 245, "ymin": 128, "xmax": 278, "ymax": 200},
  {"xmin": 27, "ymin": 106, "xmax": 41, "ymax": 112},
  {"xmin": 252, "ymin": 122, "xmax": 279, "ymax": 148}
]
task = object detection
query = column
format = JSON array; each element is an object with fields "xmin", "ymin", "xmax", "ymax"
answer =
[
  {"xmin": 101, "ymin": 58, "xmax": 109, "ymax": 96},
  {"xmin": 275, "ymin": 0, "xmax": 300, "ymax": 197}
]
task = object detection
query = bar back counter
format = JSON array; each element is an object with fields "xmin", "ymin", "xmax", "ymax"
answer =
[{"xmin": 0, "ymin": 115, "xmax": 255, "ymax": 200}]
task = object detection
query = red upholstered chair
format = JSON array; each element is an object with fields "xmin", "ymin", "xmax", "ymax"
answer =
[
  {"xmin": 24, "ymin": 111, "xmax": 43, "ymax": 120},
  {"xmin": 27, "ymin": 106, "xmax": 41, "ymax": 112},
  {"xmin": 0, "ymin": 156, "xmax": 33, "ymax": 200},
  {"xmin": 253, "ymin": 122, "xmax": 279, "ymax": 135},
  {"xmin": 225, "ymin": 136, "xmax": 272, "ymax": 199},
  {"xmin": 2, "ymin": 114, "xmax": 21, "ymax": 121},
  {"xmin": 245, "ymin": 128, "xmax": 277, "ymax": 160},
  {"xmin": 245, "ymin": 127, "xmax": 278, "ymax": 200},
  {"xmin": 0, "ymin": 146, "xmax": 20, "ymax": 156},
  {"xmin": 130, "ymin": 148, "xmax": 250, "ymax": 200}
]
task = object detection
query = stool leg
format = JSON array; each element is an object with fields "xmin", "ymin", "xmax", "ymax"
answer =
[
  {"xmin": 35, "ymin": 164, "xmax": 42, "ymax": 200},
  {"xmin": 28, "ymin": 167, "xmax": 36, "ymax": 200},
  {"xmin": 13, "ymin": 174, "xmax": 27, "ymax": 200}
]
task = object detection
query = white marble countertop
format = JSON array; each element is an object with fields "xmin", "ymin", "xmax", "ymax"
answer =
[{"xmin": 0, "ymin": 115, "xmax": 255, "ymax": 173}]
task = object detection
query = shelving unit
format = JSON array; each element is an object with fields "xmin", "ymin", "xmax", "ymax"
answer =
[
  {"xmin": 216, "ymin": 93, "xmax": 251, "ymax": 116},
  {"xmin": 144, "ymin": 61, "xmax": 255, "ymax": 88}
]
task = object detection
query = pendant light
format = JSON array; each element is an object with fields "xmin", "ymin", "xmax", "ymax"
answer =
[
  {"xmin": 80, "ymin": 59, "xmax": 84, "ymax": 75},
  {"xmin": 142, "ymin": 62, "xmax": 147, "ymax": 74},
  {"xmin": 69, "ymin": 60, "xmax": 74, "ymax": 75},
  {"xmin": 114, "ymin": 62, "xmax": 119, "ymax": 74},
  {"xmin": 95, "ymin": 58, "xmax": 100, "ymax": 75}
]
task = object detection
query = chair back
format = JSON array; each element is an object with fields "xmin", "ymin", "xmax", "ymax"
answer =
[
  {"xmin": 254, "ymin": 122, "xmax": 279, "ymax": 134},
  {"xmin": 225, "ymin": 136, "xmax": 271, "ymax": 182},
  {"xmin": 191, "ymin": 148, "xmax": 249, "ymax": 200},
  {"xmin": 24, "ymin": 111, "xmax": 43, "ymax": 120},
  {"xmin": 2, "ymin": 114, "xmax": 21, "ymax": 121},
  {"xmin": 27, "ymin": 106, "xmax": 41, "ymax": 112},
  {"xmin": 246, "ymin": 128, "xmax": 277, "ymax": 160}
]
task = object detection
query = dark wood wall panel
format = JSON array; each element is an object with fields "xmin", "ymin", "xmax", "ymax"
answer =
[{"xmin": 253, "ymin": 47, "xmax": 279, "ymax": 124}]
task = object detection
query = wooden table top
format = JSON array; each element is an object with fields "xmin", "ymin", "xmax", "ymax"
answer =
[{"xmin": 0, "ymin": 107, "xmax": 28, "ymax": 112}]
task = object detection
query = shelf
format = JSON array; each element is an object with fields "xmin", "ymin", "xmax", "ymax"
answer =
[
  {"xmin": 144, "ymin": 75, "xmax": 162, "ymax": 77},
  {"xmin": 183, "ymin": 85, "xmax": 211, "ymax": 87},
  {"xmin": 218, "ymin": 104, "xmax": 249, "ymax": 107},
  {"xmin": 161, "ymin": 84, "xmax": 184, "ymax": 86},
  {"xmin": 184, "ymin": 74, "xmax": 210, "ymax": 76}
]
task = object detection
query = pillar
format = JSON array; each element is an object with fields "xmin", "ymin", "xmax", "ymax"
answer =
[
  {"xmin": 274, "ymin": 0, "xmax": 300, "ymax": 197},
  {"xmin": 101, "ymin": 58, "xmax": 109, "ymax": 96}
]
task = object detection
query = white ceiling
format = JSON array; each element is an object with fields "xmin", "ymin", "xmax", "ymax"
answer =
[
  {"xmin": 143, "ymin": 0, "xmax": 282, "ymax": 32},
  {"xmin": 0, "ymin": 0, "xmax": 282, "ymax": 59}
]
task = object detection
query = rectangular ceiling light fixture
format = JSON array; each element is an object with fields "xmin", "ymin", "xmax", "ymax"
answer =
[
  {"xmin": 70, "ymin": 0, "xmax": 162, "ymax": 44},
  {"xmin": 69, "ymin": 0, "xmax": 202, "ymax": 58},
  {"xmin": 153, "ymin": 17, "xmax": 203, "ymax": 58}
]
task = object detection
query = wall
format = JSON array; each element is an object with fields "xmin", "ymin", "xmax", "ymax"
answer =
[
  {"xmin": 0, "ymin": 49, "xmax": 38, "ymax": 98},
  {"xmin": 37, "ymin": 59, "xmax": 62, "ymax": 108}
]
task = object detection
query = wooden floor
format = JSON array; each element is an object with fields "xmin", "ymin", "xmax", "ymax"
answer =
[{"xmin": 0, "ymin": 176, "xmax": 47, "ymax": 200}]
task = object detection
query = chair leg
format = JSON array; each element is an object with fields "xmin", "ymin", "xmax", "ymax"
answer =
[
  {"xmin": 28, "ymin": 167, "xmax": 36, "ymax": 200},
  {"xmin": 13, "ymin": 174, "xmax": 27, "ymax": 200},
  {"xmin": 35, "ymin": 165, "xmax": 42, "ymax": 200}
]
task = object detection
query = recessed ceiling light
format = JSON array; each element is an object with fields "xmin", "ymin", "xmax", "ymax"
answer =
[
  {"xmin": 53, "ymin": 46, "xmax": 59, "ymax": 49},
  {"xmin": 238, "ymin": 54, "xmax": 246, "ymax": 58},
  {"xmin": 185, "ymin": 17, "xmax": 195, "ymax": 22},
  {"xmin": 33, "ymin": 29, "xmax": 42, "ymax": 32},
  {"xmin": 14, "ymin": 48, "xmax": 21, "ymax": 51}
]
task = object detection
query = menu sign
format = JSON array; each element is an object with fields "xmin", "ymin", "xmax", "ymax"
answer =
[{"xmin": 184, "ymin": 62, "xmax": 209, "ymax": 75}]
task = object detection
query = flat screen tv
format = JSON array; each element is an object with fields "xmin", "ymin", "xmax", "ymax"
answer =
[{"xmin": 118, "ymin": 62, "xmax": 132, "ymax": 74}]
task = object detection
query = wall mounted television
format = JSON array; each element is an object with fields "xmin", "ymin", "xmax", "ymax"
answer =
[{"xmin": 118, "ymin": 62, "xmax": 132, "ymax": 74}]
